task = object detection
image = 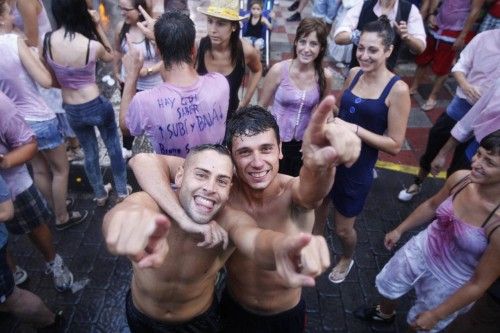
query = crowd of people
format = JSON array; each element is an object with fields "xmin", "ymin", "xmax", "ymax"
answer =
[{"xmin": 0, "ymin": 0, "xmax": 499, "ymax": 331}]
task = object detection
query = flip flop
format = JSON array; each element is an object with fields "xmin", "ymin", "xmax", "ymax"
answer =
[
  {"xmin": 421, "ymin": 99, "xmax": 437, "ymax": 111},
  {"xmin": 328, "ymin": 260, "xmax": 355, "ymax": 284}
]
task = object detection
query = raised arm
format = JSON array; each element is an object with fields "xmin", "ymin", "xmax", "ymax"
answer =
[
  {"xmin": 129, "ymin": 153, "xmax": 229, "ymax": 248},
  {"xmin": 384, "ymin": 170, "xmax": 469, "ymax": 250},
  {"xmin": 103, "ymin": 192, "xmax": 171, "ymax": 268},
  {"xmin": 119, "ymin": 38, "xmax": 143, "ymax": 135},
  {"xmin": 291, "ymin": 95, "xmax": 361, "ymax": 209},
  {"xmin": 16, "ymin": 0, "xmax": 41, "ymax": 47},
  {"xmin": 239, "ymin": 40, "xmax": 263, "ymax": 108},
  {"xmin": 412, "ymin": 232, "xmax": 500, "ymax": 331}
]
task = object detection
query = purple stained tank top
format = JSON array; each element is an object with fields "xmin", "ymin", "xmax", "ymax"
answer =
[
  {"xmin": 271, "ymin": 60, "xmax": 320, "ymax": 142},
  {"xmin": 425, "ymin": 195, "xmax": 488, "ymax": 288},
  {"xmin": 45, "ymin": 36, "xmax": 97, "ymax": 90}
]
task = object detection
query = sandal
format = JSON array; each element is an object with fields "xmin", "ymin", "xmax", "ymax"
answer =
[
  {"xmin": 421, "ymin": 99, "xmax": 437, "ymax": 111},
  {"xmin": 55, "ymin": 210, "xmax": 88, "ymax": 231},
  {"xmin": 328, "ymin": 260, "xmax": 354, "ymax": 284},
  {"xmin": 94, "ymin": 183, "xmax": 112, "ymax": 207}
]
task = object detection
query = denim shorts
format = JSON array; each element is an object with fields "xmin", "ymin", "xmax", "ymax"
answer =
[
  {"xmin": 0, "ymin": 244, "xmax": 14, "ymax": 304},
  {"xmin": 445, "ymin": 95, "xmax": 472, "ymax": 122},
  {"xmin": 56, "ymin": 112, "xmax": 76, "ymax": 139},
  {"xmin": 312, "ymin": 0, "xmax": 341, "ymax": 24},
  {"xmin": 26, "ymin": 117, "xmax": 64, "ymax": 151}
]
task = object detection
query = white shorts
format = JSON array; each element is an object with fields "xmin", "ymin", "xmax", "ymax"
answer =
[{"xmin": 375, "ymin": 230, "xmax": 473, "ymax": 333}]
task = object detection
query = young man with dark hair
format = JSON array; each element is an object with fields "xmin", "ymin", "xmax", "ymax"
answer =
[
  {"xmin": 103, "ymin": 144, "xmax": 331, "ymax": 332},
  {"xmin": 129, "ymin": 96, "xmax": 361, "ymax": 332},
  {"xmin": 119, "ymin": 11, "xmax": 229, "ymax": 157}
]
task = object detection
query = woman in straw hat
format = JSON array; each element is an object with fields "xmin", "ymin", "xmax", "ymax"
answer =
[{"xmin": 197, "ymin": 0, "xmax": 262, "ymax": 119}]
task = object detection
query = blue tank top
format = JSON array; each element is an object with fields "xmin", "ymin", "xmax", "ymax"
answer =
[{"xmin": 338, "ymin": 70, "xmax": 400, "ymax": 173}]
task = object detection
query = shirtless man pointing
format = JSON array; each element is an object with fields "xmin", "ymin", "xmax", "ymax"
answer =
[
  {"xmin": 130, "ymin": 97, "xmax": 361, "ymax": 332},
  {"xmin": 103, "ymin": 144, "xmax": 331, "ymax": 332}
]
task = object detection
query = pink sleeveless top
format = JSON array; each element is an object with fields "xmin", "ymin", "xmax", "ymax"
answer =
[
  {"xmin": 425, "ymin": 177, "xmax": 499, "ymax": 288},
  {"xmin": 271, "ymin": 60, "xmax": 320, "ymax": 142},
  {"xmin": 0, "ymin": 34, "xmax": 54, "ymax": 122}
]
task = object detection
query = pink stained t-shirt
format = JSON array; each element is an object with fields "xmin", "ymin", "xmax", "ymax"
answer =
[
  {"xmin": 451, "ymin": 29, "xmax": 500, "ymax": 105},
  {"xmin": 0, "ymin": 92, "xmax": 35, "ymax": 199},
  {"xmin": 126, "ymin": 73, "xmax": 229, "ymax": 157},
  {"xmin": 451, "ymin": 78, "xmax": 500, "ymax": 144},
  {"xmin": 0, "ymin": 34, "xmax": 55, "ymax": 122}
]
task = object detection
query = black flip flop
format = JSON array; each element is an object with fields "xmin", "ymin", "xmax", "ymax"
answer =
[{"xmin": 55, "ymin": 210, "xmax": 88, "ymax": 231}]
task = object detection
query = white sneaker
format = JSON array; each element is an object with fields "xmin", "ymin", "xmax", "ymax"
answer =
[
  {"xmin": 398, "ymin": 183, "xmax": 422, "ymax": 202},
  {"xmin": 122, "ymin": 147, "xmax": 132, "ymax": 159},
  {"xmin": 45, "ymin": 254, "xmax": 73, "ymax": 292}
]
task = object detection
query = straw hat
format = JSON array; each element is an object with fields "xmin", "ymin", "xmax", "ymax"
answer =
[{"xmin": 198, "ymin": 0, "xmax": 244, "ymax": 21}]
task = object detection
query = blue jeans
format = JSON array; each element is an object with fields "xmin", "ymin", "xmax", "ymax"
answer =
[
  {"xmin": 312, "ymin": 0, "xmax": 341, "ymax": 24},
  {"xmin": 63, "ymin": 96, "xmax": 127, "ymax": 197}
]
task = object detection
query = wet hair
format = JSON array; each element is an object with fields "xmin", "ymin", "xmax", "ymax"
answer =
[
  {"xmin": 292, "ymin": 18, "xmax": 328, "ymax": 100},
  {"xmin": 118, "ymin": 0, "xmax": 153, "ymax": 58},
  {"xmin": 224, "ymin": 105, "xmax": 280, "ymax": 151},
  {"xmin": 198, "ymin": 17, "xmax": 243, "ymax": 67},
  {"xmin": 154, "ymin": 11, "xmax": 195, "ymax": 70},
  {"xmin": 361, "ymin": 15, "xmax": 395, "ymax": 51},
  {"xmin": 479, "ymin": 130, "xmax": 500, "ymax": 156},
  {"xmin": 51, "ymin": 0, "xmax": 110, "ymax": 51},
  {"xmin": 185, "ymin": 144, "xmax": 233, "ymax": 168}
]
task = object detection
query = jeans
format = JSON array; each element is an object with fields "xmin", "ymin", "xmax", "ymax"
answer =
[{"xmin": 63, "ymin": 96, "xmax": 127, "ymax": 197}]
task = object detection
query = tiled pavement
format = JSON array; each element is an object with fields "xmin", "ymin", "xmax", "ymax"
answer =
[{"xmin": 2, "ymin": 0, "xmax": 455, "ymax": 332}]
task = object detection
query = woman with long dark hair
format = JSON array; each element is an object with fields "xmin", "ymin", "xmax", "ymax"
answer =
[
  {"xmin": 319, "ymin": 16, "xmax": 410, "ymax": 283},
  {"xmin": 259, "ymin": 17, "xmax": 332, "ymax": 176},
  {"xmin": 45, "ymin": 0, "xmax": 129, "ymax": 206},
  {"xmin": 196, "ymin": 0, "xmax": 262, "ymax": 119}
]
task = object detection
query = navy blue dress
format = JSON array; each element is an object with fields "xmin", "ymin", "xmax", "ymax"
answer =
[{"xmin": 331, "ymin": 70, "xmax": 400, "ymax": 217}]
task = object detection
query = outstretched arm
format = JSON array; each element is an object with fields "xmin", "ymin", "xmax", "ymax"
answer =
[
  {"xmin": 291, "ymin": 95, "xmax": 361, "ymax": 209},
  {"xmin": 129, "ymin": 153, "xmax": 229, "ymax": 248},
  {"xmin": 225, "ymin": 209, "xmax": 330, "ymax": 287},
  {"xmin": 384, "ymin": 170, "xmax": 469, "ymax": 250},
  {"xmin": 103, "ymin": 192, "xmax": 171, "ymax": 268}
]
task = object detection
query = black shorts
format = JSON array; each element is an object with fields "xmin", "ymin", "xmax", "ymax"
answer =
[
  {"xmin": 220, "ymin": 288, "xmax": 306, "ymax": 333},
  {"xmin": 125, "ymin": 290, "xmax": 221, "ymax": 333},
  {"xmin": 0, "ymin": 244, "xmax": 14, "ymax": 304}
]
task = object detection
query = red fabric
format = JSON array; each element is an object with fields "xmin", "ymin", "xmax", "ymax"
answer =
[
  {"xmin": 489, "ymin": 0, "xmax": 500, "ymax": 18},
  {"xmin": 415, "ymin": 30, "xmax": 475, "ymax": 76}
]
